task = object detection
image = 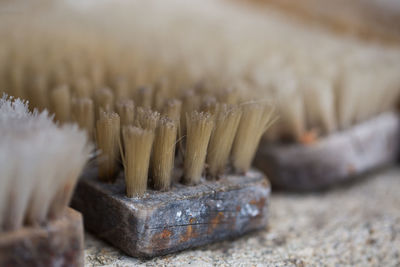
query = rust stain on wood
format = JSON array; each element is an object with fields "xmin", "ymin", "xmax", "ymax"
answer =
[
  {"xmin": 180, "ymin": 218, "xmax": 198, "ymax": 243},
  {"xmin": 151, "ymin": 229, "xmax": 173, "ymax": 250},
  {"xmin": 208, "ymin": 212, "xmax": 225, "ymax": 234}
]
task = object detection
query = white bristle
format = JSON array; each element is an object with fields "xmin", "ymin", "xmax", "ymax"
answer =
[{"xmin": 0, "ymin": 94, "xmax": 91, "ymax": 232}]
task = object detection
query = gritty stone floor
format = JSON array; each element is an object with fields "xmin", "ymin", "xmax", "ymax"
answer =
[{"xmin": 84, "ymin": 166, "xmax": 400, "ymax": 266}]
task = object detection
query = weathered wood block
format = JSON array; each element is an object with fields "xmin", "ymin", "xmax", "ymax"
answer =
[
  {"xmin": 0, "ymin": 208, "xmax": 84, "ymax": 267},
  {"xmin": 255, "ymin": 111, "xmax": 400, "ymax": 191},
  {"xmin": 71, "ymin": 168, "xmax": 270, "ymax": 258}
]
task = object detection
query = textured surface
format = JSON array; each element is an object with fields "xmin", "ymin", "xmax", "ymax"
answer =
[
  {"xmin": 255, "ymin": 112, "xmax": 400, "ymax": 191},
  {"xmin": 84, "ymin": 166, "xmax": 400, "ymax": 266},
  {"xmin": 72, "ymin": 168, "xmax": 270, "ymax": 258},
  {"xmin": 0, "ymin": 208, "xmax": 84, "ymax": 267}
]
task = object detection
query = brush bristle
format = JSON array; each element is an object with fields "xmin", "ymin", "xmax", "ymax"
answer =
[
  {"xmin": 163, "ymin": 98, "xmax": 182, "ymax": 123},
  {"xmin": 151, "ymin": 117, "xmax": 178, "ymax": 190},
  {"xmin": 96, "ymin": 111, "xmax": 120, "ymax": 182},
  {"xmin": 231, "ymin": 103, "xmax": 276, "ymax": 173},
  {"xmin": 122, "ymin": 125, "xmax": 154, "ymax": 197},
  {"xmin": 201, "ymin": 96, "xmax": 219, "ymax": 115},
  {"xmin": 206, "ymin": 104, "xmax": 242, "ymax": 178},
  {"xmin": 183, "ymin": 111, "xmax": 214, "ymax": 185},
  {"xmin": 135, "ymin": 107, "xmax": 160, "ymax": 131},
  {"xmin": 0, "ymin": 94, "xmax": 90, "ymax": 232}
]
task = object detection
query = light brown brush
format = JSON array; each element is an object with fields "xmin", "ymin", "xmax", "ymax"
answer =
[
  {"xmin": 151, "ymin": 117, "xmax": 177, "ymax": 190},
  {"xmin": 96, "ymin": 111, "xmax": 120, "ymax": 182},
  {"xmin": 183, "ymin": 111, "xmax": 214, "ymax": 185},
  {"xmin": 206, "ymin": 104, "xmax": 242, "ymax": 178},
  {"xmin": 122, "ymin": 126, "xmax": 154, "ymax": 197},
  {"xmin": 231, "ymin": 102, "xmax": 276, "ymax": 173}
]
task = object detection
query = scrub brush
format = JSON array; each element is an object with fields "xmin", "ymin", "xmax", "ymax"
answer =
[
  {"xmin": 71, "ymin": 87, "xmax": 275, "ymax": 258},
  {"xmin": 0, "ymin": 94, "xmax": 91, "ymax": 266}
]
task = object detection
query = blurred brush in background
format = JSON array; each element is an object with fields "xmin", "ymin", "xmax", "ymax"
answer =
[
  {"xmin": 0, "ymin": 0, "xmax": 399, "ymax": 144},
  {"xmin": 242, "ymin": 0, "xmax": 400, "ymax": 44}
]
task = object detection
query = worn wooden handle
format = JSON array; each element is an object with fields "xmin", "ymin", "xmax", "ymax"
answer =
[{"xmin": 255, "ymin": 112, "xmax": 400, "ymax": 191}]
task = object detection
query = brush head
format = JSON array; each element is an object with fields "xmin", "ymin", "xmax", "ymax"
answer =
[{"xmin": 0, "ymin": 94, "xmax": 90, "ymax": 232}]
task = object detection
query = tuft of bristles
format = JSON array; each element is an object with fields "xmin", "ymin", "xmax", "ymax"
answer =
[
  {"xmin": 163, "ymin": 99, "xmax": 182, "ymax": 123},
  {"xmin": 231, "ymin": 102, "xmax": 276, "ymax": 173},
  {"xmin": 0, "ymin": 94, "xmax": 90, "ymax": 232},
  {"xmin": 206, "ymin": 104, "xmax": 242, "ymax": 178},
  {"xmin": 96, "ymin": 111, "xmax": 120, "ymax": 182},
  {"xmin": 135, "ymin": 107, "xmax": 160, "ymax": 131},
  {"xmin": 183, "ymin": 111, "xmax": 214, "ymax": 185},
  {"xmin": 122, "ymin": 126, "xmax": 154, "ymax": 197},
  {"xmin": 151, "ymin": 117, "xmax": 178, "ymax": 190}
]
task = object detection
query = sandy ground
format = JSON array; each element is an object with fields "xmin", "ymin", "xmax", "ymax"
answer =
[{"xmin": 84, "ymin": 166, "xmax": 400, "ymax": 266}]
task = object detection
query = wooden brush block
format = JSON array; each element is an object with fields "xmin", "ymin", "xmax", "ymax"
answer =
[
  {"xmin": 0, "ymin": 208, "xmax": 84, "ymax": 267},
  {"xmin": 71, "ymin": 168, "xmax": 270, "ymax": 259},
  {"xmin": 255, "ymin": 111, "xmax": 400, "ymax": 191}
]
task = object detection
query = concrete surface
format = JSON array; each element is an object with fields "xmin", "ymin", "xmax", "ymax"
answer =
[{"xmin": 84, "ymin": 166, "xmax": 400, "ymax": 266}]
